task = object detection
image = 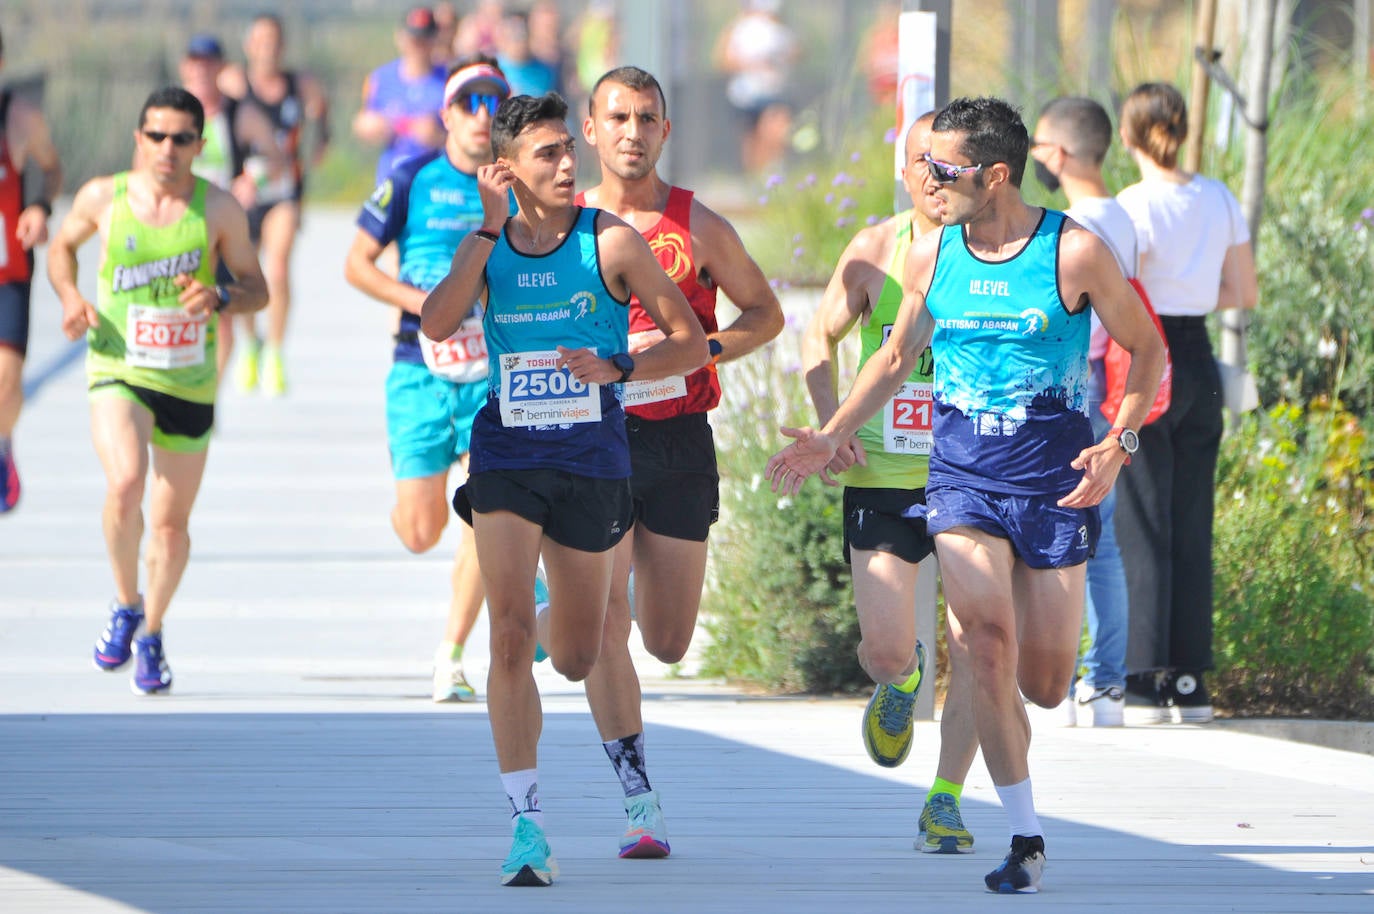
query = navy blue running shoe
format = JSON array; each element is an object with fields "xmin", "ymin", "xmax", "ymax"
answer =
[
  {"xmin": 93, "ymin": 601, "xmax": 145, "ymax": 670},
  {"xmin": 131, "ymin": 634, "xmax": 173, "ymax": 695}
]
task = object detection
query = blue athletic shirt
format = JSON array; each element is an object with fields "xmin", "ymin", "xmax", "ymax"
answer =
[
  {"xmin": 923, "ymin": 209, "xmax": 1091, "ymax": 496},
  {"xmin": 356, "ymin": 149, "xmax": 501, "ymax": 365},
  {"xmin": 360, "ymin": 59, "xmax": 447, "ymax": 183},
  {"xmin": 471, "ymin": 207, "xmax": 631, "ymax": 478}
]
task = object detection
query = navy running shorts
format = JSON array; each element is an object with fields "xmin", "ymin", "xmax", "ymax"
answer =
[{"xmin": 924, "ymin": 482, "xmax": 1100, "ymax": 569}]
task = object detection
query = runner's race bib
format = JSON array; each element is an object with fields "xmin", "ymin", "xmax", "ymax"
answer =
[
  {"xmin": 883, "ymin": 380, "xmax": 933, "ymax": 455},
  {"xmin": 621, "ymin": 327, "xmax": 687, "ymax": 406},
  {"xmin": 419, "ymin": 318, "xmax": 489, "ymax": 384},
  {"xmin": 125, "ymin": 305, "xmax": 207, "ymax": 369},
  {"xmin": 498, "ymin": 350, "xmax": 600, "ymax": 427}
]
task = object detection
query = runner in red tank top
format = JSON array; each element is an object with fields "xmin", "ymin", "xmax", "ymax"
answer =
[
  {"xmin": 0, "ymin": 27, "xmax": 64, "ymax": 513},
  {"xmin": 566, "ymin": 65, "xmax": 782, "ymax": 858}
]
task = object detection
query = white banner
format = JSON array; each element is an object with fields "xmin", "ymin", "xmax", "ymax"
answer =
[{"xmin": 895, "ymin": 11, "xmax": 939, "ymax": 209}]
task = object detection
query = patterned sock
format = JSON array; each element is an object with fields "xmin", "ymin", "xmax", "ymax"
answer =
[
  {"xmin": 603, "ymin": 733, "xmax": 651, "ymax": 797},
  {"xmin": 927, "ymin": 777, "xmax": 964, "ymax": 804},
  {"xmin": 501, "ymin": 768, "xmax": 544, "ymax": 829}
]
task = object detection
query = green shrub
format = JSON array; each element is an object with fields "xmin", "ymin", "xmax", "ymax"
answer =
[
  {"xmin": 1212, "ymin": 403, "xmax": 1374, "ymax": 717},
  {"xmin": 700, "ymin": 323, "xmax": 868, "ymax": 693}
]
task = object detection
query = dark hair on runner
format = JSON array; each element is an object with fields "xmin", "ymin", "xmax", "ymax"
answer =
[
  {"xmin": 588, "ymin": 66, "xmax": 667, "ymax": 118},
  {"xmin": 933, "ymin": 96, "xmax": 1029, "ymax": 188},
  {"xmin": 492, "ymin": 92, "xmax": 568, "ymax": 159},
  {"xmin": 1039, "ymin": 96, "xmax": 1113, "ymax": 164},
  {"xmin": 1120, "ymin": 82, "xmax": 1187, "ymax": 170},
  {"xmin": 138, "ymin": 86, "xmax": 206, "ymax": 135}
]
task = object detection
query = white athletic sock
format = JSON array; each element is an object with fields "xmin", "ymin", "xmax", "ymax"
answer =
[
  {"xmin": 994, "ymin": 777, "xmax": 1043, "ymax": 841},
  {"xmin": 501, "ymin": 768, "xmax": 544, "ymax": 829}
]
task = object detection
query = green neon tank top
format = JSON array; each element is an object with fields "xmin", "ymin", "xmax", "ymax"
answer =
[
  {"xmin": 846, "ymin": 209, "xmax": 933, "ymax": 490},
  {"xmin": 87, "ymin": 172, "xmax": 218, "ymax": 403}
]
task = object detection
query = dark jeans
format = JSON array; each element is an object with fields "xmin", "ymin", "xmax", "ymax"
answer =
[{"xmin": 1114, "ymin": 315, "xmax": 1223, "ymax": 674}]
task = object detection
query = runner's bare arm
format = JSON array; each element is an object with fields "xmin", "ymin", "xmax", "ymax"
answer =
[
  {"xmin": 46, "ymin": 176, "xmax": 111, "ymax": 340},
  {"xmin": 690, "ymin": 200, "xmax": 783, "ymax": 362},
  {"xmin": 561, "ymin": 215, "xmax": 706, "ymax": 386},
  {"xmin": 765, "ymin": 230, "xmax": 936, "ymax": 495},
  {"xmin": 9, "ymin": 99, "xmax": 62, "ymax": 250},
  {"xmin": 1060, "ymin": 226, "xmax": 1166, "ymax": 508},
  {"xmin": 183, "ymin": 187, "xmax": 267, "ymax": 318},
  {"xmin": 343, "ymin": 230, "xmax": 428, "ymax": 315},
  {"xmin": 300, "ymin": 72, "xmax": 332, "ymax": 168},
  {"xmin": 231, "ymin": 105, "xmax": 292, "ymax": 208},
  {"xmin": 1217, "ymin": 239, "xmax": 1258, "ymax": 311},
  {"xmin": 420, "ymin": 162, "xmax": 510, "ymax": 339}
]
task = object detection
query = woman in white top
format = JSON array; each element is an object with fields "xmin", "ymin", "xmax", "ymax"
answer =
[{"xmin": 1112, "ymin": 83, "xmax": 1258, "ymax": 724}]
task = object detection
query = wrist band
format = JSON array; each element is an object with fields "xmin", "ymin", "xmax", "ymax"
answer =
[
  {"xmin": 30, "ymin": 200, "xmax": 53, "ymax": 217},
  {"xmin": 473, "ymin": 229, "xmax": 500, "ymax": 244},
  {"xmin": 214, "ymin": 285, "xmax": 232, "ymax": 313}
]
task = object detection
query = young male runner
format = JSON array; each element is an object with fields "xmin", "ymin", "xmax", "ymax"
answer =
[
  {"xmin": 802, "ymin": 111, "xmax": 978, "ymax": 854},
  {"xmin": 47, "ymin": 86, "xmax": 267, "ymax": 694},
  {"xmin": 571, "ymin": 65, "xmax": 782, "ymax": 858},
  {"xmin": 420, "ymin": 91, "xmax": 706, "ymax": 887},
  {"xmin": 344, "ymin": 57, "xmax": 511, "ymax": 702},
  {"xmin": 0, "ymin": 25, "xmax": 63, "ymax": 513},
  {"xmin": 767, "ymin": 96, "xmax": 1164, "ymax": 893}
]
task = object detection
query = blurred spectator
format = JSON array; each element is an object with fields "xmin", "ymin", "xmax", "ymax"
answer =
[
  {"xmin": 432, "ymin": 1, "xmax": 461, "ymax": 67},
  {"xmin": 527, "ymin": 0, "xmax": 566, "ymax": 95},
  {"xmin": 861, "ymin": 2, "xmax": 901, "ymax": 106},
  {"xmin": 496, "ymin": 9, "xmax": 558, "ymax": 97},
  {"xmin": 572, "ymin": 0, "xmax": 619, "ymax": 99},
  {"xmin": 352, "ymin": 6, "xmax": 447, "ymax": 184},
  {"xmin": 713, "ymin": 0, "xmax": 799, "ymax": 173},
  {"xmin": 455, "ymin": 0, "xmax": 505, "ymax": 59}
]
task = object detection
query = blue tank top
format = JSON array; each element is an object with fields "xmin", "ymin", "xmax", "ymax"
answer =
[
  {"xmin": 356, "ymin": 150, "xmax": 489, "ymax": 364},
  {"xmin": 471, "ymin": 207, "xmax": 631, "ymax": 478},
  {"xmin": 924, "ymin": 209, "xmax": 1091, "ymax": 495}
]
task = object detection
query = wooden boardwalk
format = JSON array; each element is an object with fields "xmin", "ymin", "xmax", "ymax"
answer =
[{"xmin": 3, "ymin": 208, "xmax": 1372, "ymax": 913}]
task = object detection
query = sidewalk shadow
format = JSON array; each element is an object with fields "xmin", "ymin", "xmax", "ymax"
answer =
[{"xmin": 1, "ymin": 709, "xmax": 1370, "ymax": 914}]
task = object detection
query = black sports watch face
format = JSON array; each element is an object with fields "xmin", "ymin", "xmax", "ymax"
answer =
[
  {"xmin": 610, "ymin": 352, "xmax": 635, "ymax": 381},
  {"xmin": 1117, "ymin": 428, "xmax": 1140, "ymax": 454}
]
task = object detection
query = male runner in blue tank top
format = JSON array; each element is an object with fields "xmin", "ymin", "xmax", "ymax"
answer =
[
  {"xmin": 767, "ymin": 96, "xmax": 1164, "ymax": 895},
  {"xmin": 420, "ymin": 91, "xmax": 707, "ymax": 888}
]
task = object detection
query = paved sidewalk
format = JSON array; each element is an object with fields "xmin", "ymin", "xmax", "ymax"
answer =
[{"xmin": 3, "ymin": 209, "xmax": 1372, "ymax": 913}]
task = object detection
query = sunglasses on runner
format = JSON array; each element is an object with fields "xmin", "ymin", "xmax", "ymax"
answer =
[
  {"xmin": 924, "ymin": 152, "xmax": 986, "ymax": 184},
  {"xmin": 453, "ymin": 93, "xmax": 503, "ymax": 116},
  {"xmin": 142, "ymin": 130, "xmax": 199, "ymax": 147}
]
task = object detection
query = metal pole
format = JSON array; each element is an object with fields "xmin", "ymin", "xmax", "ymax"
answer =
[{"xmin": 1186, "ymin": 0, "xmax": 1220, "ymax": 173}]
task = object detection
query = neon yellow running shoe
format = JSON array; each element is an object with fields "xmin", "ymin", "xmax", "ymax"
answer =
[
  {"xmin": 917, "ymin": 792, "xmax": 975, "ymax": 854},
  {"xmin": 260, "ymin": 346, "xmax": 287, "ymax": 397},
  {"xmin": 233, "ymin": 336, "xmax": 260, "ymax": 392},
  {"xmin": 861, "ymin": 640, "xmax": 925, "ymax": 768}
]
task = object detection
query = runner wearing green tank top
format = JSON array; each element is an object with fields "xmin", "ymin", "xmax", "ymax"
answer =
[
  {"xmin": 801, "ymin": 112, "xmax": 979, "ymax": 854},
  {"xmin": 48, "ymin": 86, "xmax": 266, "ymax": 697}
]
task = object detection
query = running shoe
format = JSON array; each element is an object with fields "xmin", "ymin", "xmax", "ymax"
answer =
[
  {"xmin": 260, "ymin": 346, "xmax": 287, "ymax": 397},
  {"xmin": 0, "ymin": 440, "xmax": 19, "ymax": 512},
  {"xmin": 984, "ymin": 834, "xmax": 1045, "ymax": 894},
  {"xmin": 131, "ymin": 634, "xmax": 173, "ymax": 695},
  {"xmin": 1074, "ymin": 680, "xmax": 1125, "ymax": 727},
  {"xmin": 431, "ymin": 647, "xmax": 476, "ymax": 702},
  {"xmin": 917, "ymin": 792, "xmax": 975, "ymax": 854},
  {"xmin": 233, "ymin": 336, "xmax": 260, "ymax": 392},
  {"xmin": 533, "ymin": 565, "xmax": 550, "ymax": 663},
  {"xmin": 93, "ymin": 600, "xmax": 145, "ymax": 670},
  {"xmin": 619, "ymin": 789, "xmax": 670, "ymax": 859},
  {"xmin": 860, "ymin": 641, "xmax": 925, "ymax": 767},
  {"xmin": 501, "ymin": 814, "xmax": 558, "ymax": 886}
]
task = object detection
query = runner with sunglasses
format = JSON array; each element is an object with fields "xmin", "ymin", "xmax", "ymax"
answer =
[
  {"xmin": 344, "ymin": 57, "xmax": 510, "ymax": 703},
  {"xmin": 47, "ymin": 86, "xmax": 267, "ymax": 695},
  {"xmin": 766, "ymin": 96, "xmax": 1164, "ymax": 894}
]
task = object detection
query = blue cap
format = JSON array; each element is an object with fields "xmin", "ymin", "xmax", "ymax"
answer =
[{"xmin": 186, "ymin": 34, "xmax": 224, "ymax": 59}]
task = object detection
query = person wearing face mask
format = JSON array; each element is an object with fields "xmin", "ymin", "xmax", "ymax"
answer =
[{"xmin": 1029, "ymin": 97, "xmax": 1138, "ymax": 727}]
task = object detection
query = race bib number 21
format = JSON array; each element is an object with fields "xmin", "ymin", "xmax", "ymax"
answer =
[{"xmin": 499, "ymin": 350, "xmax": 601, "ymax": 427}]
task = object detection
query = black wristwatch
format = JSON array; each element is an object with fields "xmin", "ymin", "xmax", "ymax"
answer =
[
  {"xmin": 214, "ymin": 284, "xmax": 232, "ymax": 313},
  {"xmin": 1110, "ymin": 426, "xmax": 1139, "ymax": 458},
  {"xmin": 609, "ymin": 352, "xmax": 635, "ymax": 383}
]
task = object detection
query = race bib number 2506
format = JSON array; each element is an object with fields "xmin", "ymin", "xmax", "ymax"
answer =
[{"xmin": 498, "ymin": 350, "xmax": 601, "ymax": 427}]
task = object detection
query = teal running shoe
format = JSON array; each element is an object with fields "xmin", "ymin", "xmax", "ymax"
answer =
[
  {"xmin": 501, "ymin": 815, "xmax": 558, "ymax": 887},
  {"xmin": 619, "ymin": 789, "xmax": 670, "ymax": 859},
  {"xmin": 533, "ymin": 565, "xmax": 550, "ymax": 663}
]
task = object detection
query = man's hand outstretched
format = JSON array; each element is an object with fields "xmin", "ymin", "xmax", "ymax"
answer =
[{"xmin": 765, "ymin": 426, "xmax": 840, "ymax": 495}]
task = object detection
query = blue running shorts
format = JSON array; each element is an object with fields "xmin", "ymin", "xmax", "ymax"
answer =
[
  {"xmin": 385, "ymin": 360, "xmax": 487, "ymax": 480},
  {"xmin": 923, "ymin": 482, "xmax": 1100, "ymax": 569}
]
